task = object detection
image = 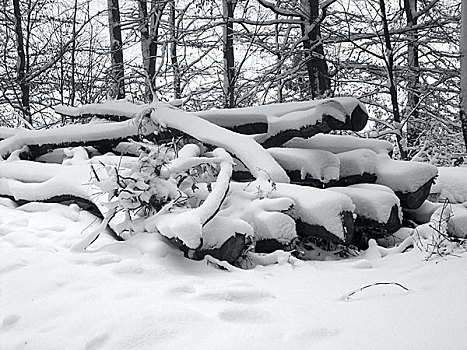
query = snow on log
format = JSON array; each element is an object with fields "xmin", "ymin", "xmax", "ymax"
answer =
[
  {"xmin": 55, "ymin": 100, "xmax": 145, "ymax": 121},
  {"xmin": 327, "ymin": 149, "xmax": 378, "ymax": 187},
  {"xmin": 232, "ymin": 177, "xmax": 356, "ymax": 243},
  {"xmin": 284, "ymin": 134, "xmax": 393, "ymax": 155},
  {"xmin": 0, "ymin": 108, "xmax": 157, "ymax": 159},
  {"xmin": 375, "ymin": 155, "xmax": 438, "ymax": 209},
  {"xmin": 404, "ymin": 200, "xmax": 467, "ymax": 239},
  {"xmin": 145, "ymin": 148, "xmax": 234, "ymax": 249},
  {"xmin": 328, "ymin": 184, "xmax": 402, "ymax": 247},
  {"xmin": 149, "ymin": 103, "xmax": 289, "ymax": 183},
  {"xmin": 257, "ymin": 97, "xmax": 368, "ymax": 148},
  {"xmin": 0, "ymin": 127, "xmax": 27, "ymax": 140},
  {"xmin": 183, "ymin": 216, "xmax": 253, "ymax": 263},
  {"xmin": 267, "ymin": 147, "xmax": 340, "ymax": 187},
  {"xmin": 220, "ymin": 194, "xmax": 297, "ymax": 253},
  {"xmin": 430, "ymin": 167, "xmax": 467, "ymax": 204}
]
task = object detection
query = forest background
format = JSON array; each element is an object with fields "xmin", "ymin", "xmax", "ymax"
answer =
[{"xmin": 0, "ymin": 0, "xmax": 464, "ymax": 165}]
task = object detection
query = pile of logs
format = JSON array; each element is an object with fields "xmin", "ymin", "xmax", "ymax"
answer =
[{"xmin": 0, "ymin": 98, "xmax": 439, "ymax": 263}]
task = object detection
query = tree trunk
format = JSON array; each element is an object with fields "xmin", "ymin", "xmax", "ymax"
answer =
[
  {"xmin": 107, "ymin": 0, "xmax": 125, "ymax": 99},
  {"xmin": 70, "ymin": 0, "xmax": 79, "ymax": 106},
  {"xmin": 404, "ymin": 0, "xmax": 420, "ymax": 155},
  {"xmin": 379, "ymin": 0, "xmax": 407, "ymax": 159},
  {"xmin": 12, "ymin": 0, "xmax": 31, "ymax": 125},
  {"xmin": 169, "ymin": 0, "xmax": 181, "ymax": 99},
  {"xmin": 300, "ymin": 0, "xmax": 330, "ymax": 99},
  {"xmin": 460, "ymin": 0, "xmax": 467, "ymax": 151},
  {"xmin": 222, "ymin": 0, "xmax": 236, "ymax": 108},
  {"xmin": 138, "ymin": 0, "xmax": 165, "ymax": 101}
]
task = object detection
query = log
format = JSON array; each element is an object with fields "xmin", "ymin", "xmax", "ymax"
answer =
[
  {"xmin": 258, "ymin": 98, "xmax": 368, "ymax": 148},
  {"xmin": 328, "ymin": 184, "xmax": 402, "ymax": 247},
  {"xmin": 230, "ymin": 180, "xmax": 356, "ymax": 244},
  {"xmin": 267, "ymin": 147, "xmax": 339, "ymax": 188},
  {"xmin": 374, "ymin": 155, "xmax": 438, "ymax": 209},
  {"xmin": 284, "ymin": 134, "xmax": 393, "ymax": 155},
  {"xmin": 325, "ymin": 149, "xmax": 378, "ymax": 187},
  {"xmin": 0, "ymin": 108, "xmax": 157, "ymax": 159},
  {"xmin": 149, "ymin": 103, "xmax": 289, "ymax": 183}
]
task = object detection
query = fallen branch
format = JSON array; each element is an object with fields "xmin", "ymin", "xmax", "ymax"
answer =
[{"xmin": 341, "ymin": 282, "xmax": 410, "ymax": 301}]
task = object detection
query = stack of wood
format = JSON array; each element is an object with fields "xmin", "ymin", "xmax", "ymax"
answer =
[{"xmin": 0, "ymin": 98, "xmax": 438, "ymax": 262}]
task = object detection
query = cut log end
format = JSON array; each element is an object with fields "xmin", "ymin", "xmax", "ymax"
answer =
[
  {"xmin": 183, "ymin": 233, "xmax": 248, "ymax": 263},
  {"xmin": 295, "ymin": 211, "xmax": 354, "ymax": 245},
  {"xmin": 396, "ymin": 177, "xmax": 436, "ymax": 210},
  {"xmin": 254, "ymin": 238, "xmax": 295, "ymax": 254}
]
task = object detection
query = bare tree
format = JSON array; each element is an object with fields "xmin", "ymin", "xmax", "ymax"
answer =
[
  {"xmin": 12, "ymin": 0, "xmax": 30, "ymax": 124},
  {"xmin": 460, "ymin": 0, "xmax": 467, "ymax": 150},
  {"xmin": 108, "ymin": 0, "xmax": 125, "ymax": 99}
]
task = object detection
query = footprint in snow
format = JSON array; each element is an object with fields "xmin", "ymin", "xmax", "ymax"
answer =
[
  {"xmin": 194, "ymin": 285, "xmax": 275, "ymax": 304},
  {"xmin": 282, "ymin": 328, "xmax": 340, "ymax": 345},
  {"xmin": 0, "ymin": 260, "xmax": 28, "ymax": 274},
  {"xmin": 111, "ymin": 259, "xmax": 144, "ymax": 275},
  {"xmin": 2, "ymin": 314, "xmax": 21, "ymax": 327},
  {"xmin": 218, "ymin": 307, "xmax": 272, "ymax": 323},
  {"xmin": 85, "ymin": 333, "xmax": 109, "ymax": 350}
]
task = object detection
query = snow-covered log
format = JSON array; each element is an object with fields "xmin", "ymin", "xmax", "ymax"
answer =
[
  {"xmin": 0, "ymin": 127, "xmax": 27, "ymax": 140},
  {"xmin": 55, "ymin": 100, "xmax": 144, "ymax": 121},
  {"xmin": 231, "ymin": 178, "xmax": 356, "ymax": 244},
  {"xmin": 284, "ymin": 134, "xmax": 393, "ymax": 155},
  {"xmin": 329, "ymin": 184, "xmax": 402, "ymax": 247},
  {"xmin": 256, "ymin": 98, "xmax": 368, "ymax": 148},
  {"xmin": 149, "ymin": 103, "xmax": 289, "ymax": 183},
  {"xmin": 430, "ymin": 167, "xmax": 467, "ymax": 204},
  {"xmin": 329, "ymin": 149, "xmax": 378, "ymax": 187},
  {"xmin": 0, "ymin": 108, "xmax": 157, "ymax": 159},
  {"xmin": 375, "ymin": 155, "xmax": 438, "ymax": 209},
  {"xmin": 267, "ymin": 147, "xmax": 340, "ymax": 187}
]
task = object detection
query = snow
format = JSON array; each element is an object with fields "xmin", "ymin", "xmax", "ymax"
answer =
[
  {"xmin": 375, "ymin": 154, "xmax": 438, "ymax": 193},
  {"xmin": 194, "ymin": 97, "xmax": 359, "ymax": 129},
  {"xmin": 329, "ymin": 184, "xmax": 401, "ymax": 224},
  {"xmin": 0, "ymin": 111, "xmax": 157, "ymax": 158},
  {"xmin": 150, "ymin": 103, "xmax": 290, "ymax": 183},
  {"xmin": 55, "ymin": 100, "xmax": 145, "ymax": 119},
  {"xmin": 1, "ymin": 201, "xmax": 467, "ymax": 349},
  {"xmin": 431, "ymin": 167, "xmax": 467, "ymax": 204},
  {"xmin": 234, "ymin": 177, "xmax": 355, "ymax": 241},
  {"xmin": 285, "ymin": 134, "xmax": 393, "ymax": 154},
  {"xmin": 336, "ymin": 148, "xmax": 378, "ymax": 177},
  {"xmin": 267, "ymin": 108, "xmax": 323, "ymax": 136},
  {"xmin": 268, "ymin": 147, "xmax": 340, "ymax": 183}
]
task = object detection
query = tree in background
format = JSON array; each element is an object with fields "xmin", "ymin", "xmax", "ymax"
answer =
[{"xmin": 107, "ymin": 0, "xmax": 125, "ymax": 99}]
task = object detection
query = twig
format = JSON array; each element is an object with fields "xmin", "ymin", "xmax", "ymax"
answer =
[{"xmin": 341, "ymin": 282, "xmax": 409, "ymax": 301}]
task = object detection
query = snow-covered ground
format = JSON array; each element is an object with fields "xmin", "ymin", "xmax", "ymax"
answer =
[{"xmin": 1, "ymin": 200, "xmax": 467, "ymax": 350}]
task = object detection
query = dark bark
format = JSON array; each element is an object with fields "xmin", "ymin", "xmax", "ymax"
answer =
[
  {"xmin": 169, "ymin": 0, "xmax": 181, "ymax": 99},
  {"xmin": 404, "ymin": 0, "xmax": 421, "ymax": 154},
  {"xmin": 300, "ymin": 0, "xmax": 331, "ymax": 99},
  {"xmin": 379, "ymin": 0, "xmax": 407, "ymax": 159},
  {"xmin": 70, "ymin": 0, "xmax": 79, "ymax": 106},
  {"xmin": 138, "ymin": 0, "xmax": 166, "ymax": 101},
  {"xmin": 12, "ymin": 0, "xmax": 31, "ymax": 124},
  {"xmin": 107, "ymin": 0, "xmax": 125, "ymax": 99},
  {"xmin": 222, "ymin": 0, "xmax": 236, "ymax": 108},
  {"xmin": 460, "ymin": 0, "xmax": 467, "ymax": 151}
]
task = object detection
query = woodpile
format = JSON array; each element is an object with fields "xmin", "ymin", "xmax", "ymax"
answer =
[{"xmin": 0, "ymin": 98, "xmax": 439, "ymax": 262}]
